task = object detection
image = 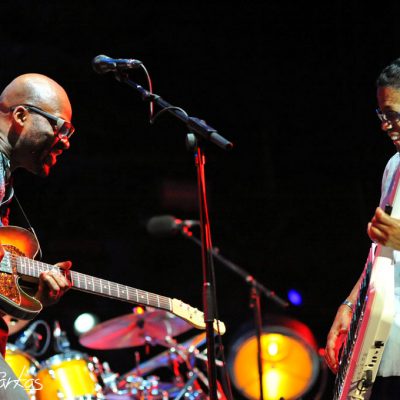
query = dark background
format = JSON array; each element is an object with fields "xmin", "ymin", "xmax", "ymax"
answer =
[{"xmin": 1, "ymin": 1, "xmax": 400, "ymax": 399}]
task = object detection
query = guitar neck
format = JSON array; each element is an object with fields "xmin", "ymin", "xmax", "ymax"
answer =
[{"xmin": 15, "ymin": 256, "xmax": 173, "ymax": 312}]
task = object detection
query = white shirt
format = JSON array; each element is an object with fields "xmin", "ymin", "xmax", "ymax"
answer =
[{"xmin": 377, "ymin": 152, "xmax": 400, "ymax": 376}]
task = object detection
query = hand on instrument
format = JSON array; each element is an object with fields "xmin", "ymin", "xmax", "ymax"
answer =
[
  {"xmin": 35, "ymin": 261, "xmax": 72, "ymax": 307},
  {"xmin": 325, "ymin": 304, "xmax": 353, "ymax": 373},
  {"xmin": 368, "ymin": 207, "xmax": 400, "ymax": 250}
]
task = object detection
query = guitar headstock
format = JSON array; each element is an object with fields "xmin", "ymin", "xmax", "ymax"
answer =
[{"xmin": 171, "ymin": 298, "xmax": 226, "ymax": 335}]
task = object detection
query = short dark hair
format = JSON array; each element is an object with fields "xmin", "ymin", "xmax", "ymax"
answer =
[{"xmin": 377, "ymin": 58, "xmax": 400, "ymax": 89}]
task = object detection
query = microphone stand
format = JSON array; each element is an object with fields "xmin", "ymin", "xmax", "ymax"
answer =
[
  {"xmin": 113, "ymin": 72, "xmax": 233, "ymax": 151},
  {"xmin": 187, "ymin": 134, "xmax": 219, "ymax": 400},
  {"xmin": 113, "ymin": 71, "xmax": 233, "ymax": 400},
  {"xmin": 180, "ymin": 230, "xmax": 289, "ymax": 400},
  {"xmin": 251, "ymin": 285, "xmax": 265, "ymax": 400},
  {"xmin": 180, "ymin": 230, "xmax": 289, "ymax": 308}
]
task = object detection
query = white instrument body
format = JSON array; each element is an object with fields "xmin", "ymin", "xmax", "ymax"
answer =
[{"xmin": 334, "ymin": 246, "xmax": 394, "ymax": 399}]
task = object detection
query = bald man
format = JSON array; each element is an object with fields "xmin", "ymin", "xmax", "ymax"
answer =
[{"xmin": 0, "ymin": 74, "xmax": 74, "ymax": 399}]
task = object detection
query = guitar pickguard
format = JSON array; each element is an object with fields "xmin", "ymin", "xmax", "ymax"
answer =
[{"xmin": 0, "ymin": 245, "xmax": 26, "ymax": 305}]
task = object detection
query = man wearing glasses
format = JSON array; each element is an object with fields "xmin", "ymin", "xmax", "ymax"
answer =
[
  {"xmin": 0, "ymin": 73, "xmax": 73, "ymax": 399},
  {"xmin": 325, "ymin": 58, "xmax": 400, "ymax": 398}
]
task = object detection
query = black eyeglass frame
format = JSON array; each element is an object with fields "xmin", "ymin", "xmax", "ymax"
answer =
[
  {"xmin": 10, "ymin": 104, "xmax": 75, "ymax": 139},
  {"xmin": 376, "ymin": 108, "xmax": 400, "ymax": 126}
]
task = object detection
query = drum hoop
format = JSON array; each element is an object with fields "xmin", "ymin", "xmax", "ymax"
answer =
[
  {"xmin": 6, "ymin": 343, "xmax": 41, "ymax": 369},
  {"xmin": 40, "ymin": 351, "xmax": 89, "ymax": 369}
]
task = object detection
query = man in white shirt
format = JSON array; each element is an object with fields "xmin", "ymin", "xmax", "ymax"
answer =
[{"xmin": 325, "ymin": 57, "xmax": 400, "ymax": 398}]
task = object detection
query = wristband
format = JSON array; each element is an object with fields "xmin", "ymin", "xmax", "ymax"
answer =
[{"xmin": 341, "ymin": 299, "xmax": 354, "ymax": 311}]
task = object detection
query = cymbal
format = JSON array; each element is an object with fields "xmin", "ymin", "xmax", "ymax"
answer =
[{"xmin": 79, "ymin": 309, "xmax": 193, "ymax": 350}]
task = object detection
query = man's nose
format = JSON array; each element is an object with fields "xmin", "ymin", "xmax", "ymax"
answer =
[
  {"xmin": 57, "ymin": 136, "xmax": 70, "ymax": 150},
  {"xmin": 381, "ymin": 120, "xmax": 393, "ymax": 131}
]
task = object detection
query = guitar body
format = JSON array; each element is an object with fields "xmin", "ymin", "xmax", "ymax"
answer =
[{"xmin": 0, "ymin": 226, "xmax": 42, "ymax": 320}]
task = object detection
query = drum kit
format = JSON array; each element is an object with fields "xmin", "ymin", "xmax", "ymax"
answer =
[{"xmin": 5, "ymin": 308, "xmax": 225, "ymax": 399}]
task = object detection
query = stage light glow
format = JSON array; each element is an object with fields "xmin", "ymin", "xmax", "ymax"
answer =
[
  {"xmin": 265, "ymin": 369, "xmax": 280, "ymax": 399},
  {"xmin": 288, "ymin": 289, "xmax": 303, "ymax": 306},
  {"xmin": 267, "ymin": 341, "xmax": 279, "ymax": 357},
  {"xmin": 228, "ymin": 316, "xmax": 320, "ymax": 400},
  {"xmin": 133, "ymin": 306, "xmax": 145, "ymax": 315},
  {"xmin": 74, "ymin": 313, "xmax": 98, "ymax": 335}
]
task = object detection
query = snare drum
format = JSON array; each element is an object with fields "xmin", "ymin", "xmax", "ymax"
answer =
[
  {"xmin": 36, "ymin": 351, "xmax": 103, "ymax": 400},
  {"xmin": 5, "ymin": 343, "xmax": 40, "ymax": 396}
]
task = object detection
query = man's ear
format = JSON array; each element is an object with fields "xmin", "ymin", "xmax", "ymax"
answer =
[{"xmin": 12, "ymin": 106, "xmax": 27, "ymax": 127}]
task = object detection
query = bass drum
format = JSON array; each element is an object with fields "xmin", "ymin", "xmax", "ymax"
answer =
[
  {"xmin": 36, "ymin": 351, "xmax": 103, "ymax": 400},
  {"xmin": 5, "ymin": 343, "xmax": 40, "ymax": 398}
]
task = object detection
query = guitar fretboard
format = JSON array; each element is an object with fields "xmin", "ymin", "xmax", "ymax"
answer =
[{"xmin": 6, "ymin": 254, "xmax": 172, "ymax": 311}]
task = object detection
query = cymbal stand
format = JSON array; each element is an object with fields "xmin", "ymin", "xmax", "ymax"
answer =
[
  {"xmin": 100, "ymin": 362, "xmax": 120, "ymax": 394},
  {"xmin": 172, "ymin": 340, "xmax": 225, "ymax": 399},
  {"xmin": 174, "ymin": 369, "xmax": 200, "ymax": 400}
]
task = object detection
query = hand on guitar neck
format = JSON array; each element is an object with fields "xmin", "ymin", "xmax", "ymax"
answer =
[{"xmin": 33, "ymin": 260, "xmax": 72, "ymax": 306}]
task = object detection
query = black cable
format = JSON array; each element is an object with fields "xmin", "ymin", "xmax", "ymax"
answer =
[
  {"xmin": 139, "ymin": 63, "xmax": 155, "ymax": 121},
  {"xmin": 150, "ymin": 106, "xmax": 189, "ymax": 125}
]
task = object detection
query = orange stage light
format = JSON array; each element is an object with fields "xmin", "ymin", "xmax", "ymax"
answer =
[{"xmin": 228, "ymin": 316, "xmax": 320, "ymax": 400}]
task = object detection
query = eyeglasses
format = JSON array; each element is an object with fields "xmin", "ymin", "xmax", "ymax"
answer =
[
  {"xmin": 10, "ymin": 104, "xmax": 75, "ymax": 139},
  {"xmin": 376, "ymin": 108, "xmax": 400, "ymax": 126}
]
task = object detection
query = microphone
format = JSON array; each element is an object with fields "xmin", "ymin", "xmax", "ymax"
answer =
[
  {"xmin": 92, "ymin": 54, "xmax": 142, "ymax": 74},
  {"xmin": 146, "ymin": 215, "xmax": 200, "ymax": 237}
]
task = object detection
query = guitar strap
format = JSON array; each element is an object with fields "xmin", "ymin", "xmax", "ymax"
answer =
[
  {"xmin": 0, "ymin": 152, "xmax": 42, "ymax": 259},
  {"xmin": 11, "ymin": 193, "xmax": 43, "ymax": 261}
]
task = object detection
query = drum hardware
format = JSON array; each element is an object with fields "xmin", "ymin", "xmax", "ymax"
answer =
[
  {"xmin": 99, "ymin": 361, "xmax": 120, "ymax": 395},
  {"xmin": 53, "ymin": 320, "xmax": 72, "ymax": 353},
  {"xmin": 173, "ymin": 369, "xmax": 200, "ymax": 400},
  {"xmin": 156, "ymin": 337, "xmax": 225, "ymax": 399},
  {"xmin": 120, "ymin": 333, "xmax": 207, "ymax": 379},
  {"xmin": 33, "ymin": 321, "xmax": 105, "ymax": 399},
  {"xmin": 13, "ymin": 319, "xmax": 51, "ymax": 357},
  {"xmin": 5, "ymin": 316, "xmax": 225, "ymax": 400},
  {"xmin": 104, "ymin": 374, "xmax": 170, "ymax": 400},
  {"xmin": 113, "ymin": 332, "xmax": 227, "ymax": 400}
]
